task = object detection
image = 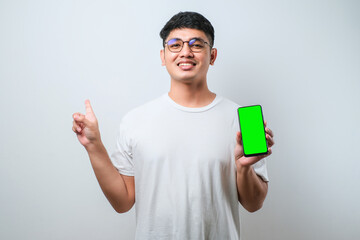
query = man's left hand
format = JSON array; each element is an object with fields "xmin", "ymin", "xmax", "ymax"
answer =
[{"xmin": 234, "ymin": 120, "xmax": 274, "ymax": 169}]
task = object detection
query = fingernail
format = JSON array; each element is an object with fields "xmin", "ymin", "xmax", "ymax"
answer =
[{"xmin": 77, "ymin": 127, "xmax": 81, "ymax": 132}]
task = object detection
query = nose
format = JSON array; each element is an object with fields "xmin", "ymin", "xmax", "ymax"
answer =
[{"xmin": 179, "ymin": 42, "xmax": 194, "ymax": 57}]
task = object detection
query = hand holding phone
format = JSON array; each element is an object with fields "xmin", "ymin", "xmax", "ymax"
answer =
[{"xmin": 237, "ymin": 105, "xmax": 268, "ymax": 157}]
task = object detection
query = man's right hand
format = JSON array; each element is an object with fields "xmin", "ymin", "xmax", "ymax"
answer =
[
  {"xmin": 72, "ymin": 100, "xmax": 101, "ymax": 148},
  {"xmin": 72, "ymin": 100, "xmax": 135, "ymax": 213}
]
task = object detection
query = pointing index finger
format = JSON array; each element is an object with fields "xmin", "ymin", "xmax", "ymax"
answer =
[{"xmin": 85, "ymin": 99, "xmax": 94, "ymax": 114}]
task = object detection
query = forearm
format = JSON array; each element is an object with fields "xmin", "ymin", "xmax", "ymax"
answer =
[
  {"xmin": 85, "ymin": 142, "xmax": 132, "ymax": 213},
  {"xmin": 236, "ymin": 165, "xmax": 268, "ymax": 212}
]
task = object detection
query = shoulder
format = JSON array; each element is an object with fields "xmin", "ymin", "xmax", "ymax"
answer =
[
  {"xmin": 120, "ymin": 94, "xmax": 165, "ymax": 125},
  {"xmin": 216, "ymin": 95, "xmax": 241, "ymax": 113},
  {"xmin": 214, "ymin": 95, "xmax": 242, "ymax": 130}
]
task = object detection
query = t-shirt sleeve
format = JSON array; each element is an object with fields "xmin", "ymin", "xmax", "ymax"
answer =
[
  {"xmin": 253, "ymin": 158, "xmax": 269, "ymax": 182},
  {"xmin": 110, "ymin": 118, "xmax": 135, "ymax": 176}
]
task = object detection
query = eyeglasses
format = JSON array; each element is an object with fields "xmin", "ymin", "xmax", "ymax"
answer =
[{"xmin": 164, "ymin": 38, "xmax": 212, "ymax": 53}]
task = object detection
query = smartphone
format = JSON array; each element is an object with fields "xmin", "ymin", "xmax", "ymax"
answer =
[{"xmin": 237, "ymin": 105, "xmax": 268, "ymax": 157}]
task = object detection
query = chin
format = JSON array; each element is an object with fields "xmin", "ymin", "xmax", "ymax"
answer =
[{"xmin": 173, "ymin": 73, "xmax": 200, "ymax": 82}]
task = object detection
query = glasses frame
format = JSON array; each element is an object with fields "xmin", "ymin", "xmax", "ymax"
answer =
[{"xmin": 164, "ymin": 38, "xmax": 212, "ymax": 53}]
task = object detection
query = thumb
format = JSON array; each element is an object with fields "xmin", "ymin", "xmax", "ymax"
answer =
[
  {"xmin": 236, "ymin": 131, "xmax": 242, "ymax": 144},
  {"xmin": 73, "ymin": 113, "xmax": 91, "ymax": 126}
]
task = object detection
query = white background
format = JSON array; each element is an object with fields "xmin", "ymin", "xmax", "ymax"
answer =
[{"xmin": 1, "ymin": 0, "xmax": 359, "ymax": 239}]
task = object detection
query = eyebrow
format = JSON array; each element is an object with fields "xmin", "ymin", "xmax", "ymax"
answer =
[{"xmin": 168, "ymin": 37, "xmax": 205, "ymax": 41}]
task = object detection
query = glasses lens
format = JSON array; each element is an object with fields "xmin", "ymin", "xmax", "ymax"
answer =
[
  {"xmin": 167, "ymin": 39, "xmax": 183, "ymax": 52},
  {"xmin": 189, "ymin": 38, "xmax": 205, "ymax": 52}
]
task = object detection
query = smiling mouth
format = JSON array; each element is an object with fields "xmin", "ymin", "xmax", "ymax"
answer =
[{"xmin": 178, "ymin": 63, "xmax": 196, "ymax": 66}]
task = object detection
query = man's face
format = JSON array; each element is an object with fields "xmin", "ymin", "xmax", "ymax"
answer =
[{"xmin": 160, "ymin": 28, "xmax": 217, "ymax": 84}]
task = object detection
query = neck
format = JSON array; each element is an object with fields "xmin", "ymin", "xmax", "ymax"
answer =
[{"xmin": 168, "ymin": 78, "xmax": 216, "ymax": 108}]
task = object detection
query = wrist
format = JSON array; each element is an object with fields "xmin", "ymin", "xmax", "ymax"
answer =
[
  {"xmin": 236, "ymin": 164, "xmax": 253, "ymax": 175},
  {"xmin": 84, "ymin": 140, "xmax": 105, "ymax": 153}
]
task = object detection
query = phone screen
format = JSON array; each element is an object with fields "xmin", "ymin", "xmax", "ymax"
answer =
[{"xmin": 237, "ymin": 105, "xmax": 268, "ymax": 157}]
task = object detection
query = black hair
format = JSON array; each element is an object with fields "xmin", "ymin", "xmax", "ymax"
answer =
[{"xmin": 159, "ymin": 11, "xmax": 215, "ymax": 48}]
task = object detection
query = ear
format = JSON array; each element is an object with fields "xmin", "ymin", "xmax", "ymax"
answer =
[
  {"xmin": 160, "ymin": 49, "xmax": 166, "ymax": 66},
  {"xmin": 210, "ymin": 48, "xmax": 217, "ymax": 66}
]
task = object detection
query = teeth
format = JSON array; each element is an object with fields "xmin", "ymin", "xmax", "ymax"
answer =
[{"xmin": 179, "ymin": 63, "xmax": 193, "ymax": 66}]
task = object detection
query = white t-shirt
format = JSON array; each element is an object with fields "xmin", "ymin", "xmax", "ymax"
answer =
[{"xmin": 111, "ymin": 93, "xmax": 269, "ymax": 240}]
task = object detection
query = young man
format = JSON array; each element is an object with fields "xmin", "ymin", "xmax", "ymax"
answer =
[{"xmin": 72, "ymin": 11, "xmax": 274, "ymax": 240}]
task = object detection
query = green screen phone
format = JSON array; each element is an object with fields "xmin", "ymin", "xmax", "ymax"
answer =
[{"xmin": 237, "ymin": 105, "xmax": 268, "ymax": 157}]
